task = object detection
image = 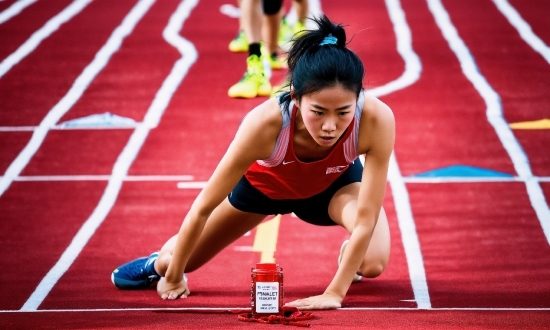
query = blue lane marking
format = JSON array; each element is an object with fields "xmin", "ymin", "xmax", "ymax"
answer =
[{"xmin": 411, "ymin": 165, "xmax": 514, "ymax": 177}]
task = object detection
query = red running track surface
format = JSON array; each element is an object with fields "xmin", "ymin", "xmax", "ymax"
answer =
[{"xmin": 0, "ymin": 0, "xmax": 549, "ymax": 328}]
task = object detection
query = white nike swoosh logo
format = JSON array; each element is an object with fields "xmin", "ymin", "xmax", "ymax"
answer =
[{"xmin": 282, "ymin": 160, "xmax": 295, "ymax": 165}]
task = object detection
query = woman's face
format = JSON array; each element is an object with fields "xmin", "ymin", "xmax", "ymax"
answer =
[{"xmin": 296, "ymin": 85, "xmax": 357, "ymax": 148}]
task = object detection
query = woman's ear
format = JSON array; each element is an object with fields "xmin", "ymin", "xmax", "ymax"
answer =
[{"xmin": 290, "ymin": 90, "xmax": 299, "ymax": 105}]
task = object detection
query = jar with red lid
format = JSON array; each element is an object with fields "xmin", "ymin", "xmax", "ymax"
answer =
[{"xmin": 251, "ymin": 263, "xmax": 284, "ymax": 316}]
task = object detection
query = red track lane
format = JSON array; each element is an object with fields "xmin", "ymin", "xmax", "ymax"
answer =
[
  {"xmin": 16, "ymin": 0, "xmax": 189, "ymax": 177},
  {"xmin": 543, "ymin": 184, "xmax": 550, "ymax": 209},
  {"xmin": 2, "ymin": 310, "xmax": 550, "ymax": 329},
  {"xmin": 409, "ymin": 182, "xmax": 550, "ymax": 308},
  {"xmin": 1, "ymin": 0, "xmax": 549, "ymax": 328},
  {"xmin": 443, "ymin": 0, "xmax": 550, "ymax": 177},
  {"xmin": 509, "ymin": 0, "xmax": 550, "ymax": 45},
  {"xmin": 0, "ymin": 0, "xmax": 72, "ymax": 62},
  {"xmin": 383, "ymin": 0, "xmax": 516, "ymax": 176},
  {"xmin": 0, "ymin": 0, "xmax": 17, "ymax": 13},
  {"xmin": 57, "ymin": 0, "xmax": 183, "ymax": 124},
  {"xmin": 0, "ymin": 0, "xmax": 137, "ymax": 127},
  {"xmin": 387, "ymin": 0, "xmax": 550, "ymax": 308},
  {"xmin": 21, "ymin": 130, "xmax": 133, "ymax": 175},
  {"xmin": 0, "ymin": 131, "xmax": 32, "ymax": 174},
  {"xmin": 0, "ymin": 181, "xmax": 108, "ymax": 310}
]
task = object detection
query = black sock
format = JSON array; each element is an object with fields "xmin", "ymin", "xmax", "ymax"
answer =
[{"xmin": 249, "ymin": 43, "xmax": 261, "ymax": 57}]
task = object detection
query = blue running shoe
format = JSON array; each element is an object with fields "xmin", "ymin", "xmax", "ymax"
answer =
[{"xmin": 112, "ymin": 252, "xmax": 160, "ymax": 289}]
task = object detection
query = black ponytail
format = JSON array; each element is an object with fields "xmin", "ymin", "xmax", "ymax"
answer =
[{"xmin": 279, "ymin": 15, "xmax": 364, "ymax": 113}]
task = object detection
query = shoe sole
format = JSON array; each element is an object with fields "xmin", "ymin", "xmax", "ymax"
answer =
[{"xmin": 111, "ymin": 272, "xmax": 157, "ymax": 289}]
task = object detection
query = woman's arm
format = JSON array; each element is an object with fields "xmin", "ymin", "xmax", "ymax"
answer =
[
  {"xmin": 161, "ymin": 98, "xmax": 283, "ymax": 297},
  {"xmin": 325, "ymin": 93, "xmax": 395, "ymax": 298}
]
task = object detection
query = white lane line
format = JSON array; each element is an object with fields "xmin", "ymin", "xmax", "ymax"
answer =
[
  {"xmin": 0, "ymin": 0, "xmax": 151, "ymax": 198},
  {"xmin": 0, "ymin": 125, "xmax": 137, "ymax": 131},
  {"xmin": 492, "ymin": 0, "xmax": 550, "ymax": 64},
  {"xmin": 0, "ymin": 0, "xmax": 36, "ymax": 24},
  {"xmin": 355, "ymin": 0, "xmax": 429, "ymax": 310},
  {"xmin": 368, "ymin": 0, "xmax": 421, "ymax": 97},
  {"xmin": 0, "ymin": 0, "xmax": 92, "ymax": 78},
  {"xmin": 2, "ymin": 175, "xmax": 547, "ymax": 183},
  {"xmin": 2, "ymin": 306, "xmax": 549, "ymax": 313},
  {"xmin": 404, "ymin": 176, "xmax": 522, "ymax": 183},
  {"xmin": 21, "ymin": 0, "xmax": 200, "ymax": 311},
  {"xmin": 0, "ymin": 126, "xmax": 36, "ymax": 131},
  {"xmin": 374, "ymin": 0, "xmax": 430, "ymax": 310},
  {"xmin": 19, "ymin": 0, "xmax": 158, "ymax": 311},
  {"xmin": 11, "ymin": 175, "xmax": 195, "ymax": 182},
  {"xmin": 388, "ymin": 154, "xmax": 431, "ymax": 309},
  {"xmin": 352, "ymin": 0, "xmax": 430, "ymax": 309},
  {"xmin": 427, "ymin": 0, "xmax": 550, "ymax": 245}
]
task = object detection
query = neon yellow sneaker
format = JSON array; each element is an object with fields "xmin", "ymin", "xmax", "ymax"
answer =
[
  {"xmin": 228, "ymin": 55, "xmax": 272, "ymax": 98},
  {"xmin": 278, "ymin": 17, "xmax": 294, "ymax": 48},
  {"xmin": 261, "ymin": 44, "xmax": 286, "ymax": 70},
  {"xmin": 279, "ymin": 18, "xmax": 306, "ymax": 49},
  {"xmin": 229, "ymin": 30, "xmax": 248, "ymax": 53},
  {"xmin": 268, "ymin": 54, "xmax": 287, "ymax": 70},
  {"xmin": 292, "ymin": 20, "xmax": 306, "ymax": 35}
]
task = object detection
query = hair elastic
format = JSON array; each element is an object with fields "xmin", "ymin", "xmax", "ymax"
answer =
[{"xmin": 319, "ymin": 34, "xmax": 338, "ymax": 46}]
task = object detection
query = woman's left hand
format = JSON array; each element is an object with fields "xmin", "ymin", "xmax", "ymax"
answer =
[{"xmin": 284, "ymin": 292, "xmax": 342, "ymax": 310}]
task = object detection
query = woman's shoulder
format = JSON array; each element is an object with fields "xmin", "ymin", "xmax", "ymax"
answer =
[
  {"xmin": 359, "ymin": 91, "xmax": 395, "ymax": 127},
  {"xmin": 356, "ymin": 91, "xmax": 395, "ymax": 154},
  {"xmin": 237, "ymin": 97, "xmax": 285, "ymax": 149},
  {"xmin": 243, "ymin": 97, "xmax": 285, "ymax": 130}
]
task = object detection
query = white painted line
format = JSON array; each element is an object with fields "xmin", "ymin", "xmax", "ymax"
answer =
[
  {"xmin": 403, "ymin": 176, "xmax": 524, "ymax": 183},
  {"xmin": 233, "ymin": 246, "xmax": 254, "ymax": 252},
  {"xmin": 355, "ymin": 0, "xmax": 429, "ymax": 310},
  {"xmin": 492, "ymin": 0, "xmax": 550, "ymax": 64},
  {"xmin": 11, "ymin": 175, "xmax": 195, "ymax": 182},
  {"xmin": 389, "ymin": 154, "xmax": 431, "ymax": 310},
  {"xmin": 15, "ymin": 175, "xmax": 112, "ymax": 181},
  {"xmin": 0, "ymin": 0, "xmax": 36, "ymax": 24},
  {"xmin": 373, "ymin": 0, "xmax": 431, "ymax": 310},
  {"xmin": 0, "ymin": 124, "xmax": 139, "ymax": 131},
  {"xmin": 19, "ymin": 0, "xmax": 159, "ymax": 311},
  {"xmin": 176, "ymin": 181, "xmax": 207, "ymax": 189},
  {"xmin": 2, "ymin": 306, "xmax": 549, "ymax": 313},
  {"xmin": 0, "ymin": 126, "xmax": 36, "ymax": 131},
  {"xmin": 368, "ymin": 0, "xmax": 421, "ymax": 97},
  {"xmin": 0, "ymin": 0, "xmax": 147, "ymax": 198},
  {"xmin": 427, "ymin": 0, "xmax": 550, "ymax": 245},
  {"xmin": 124, "ymin": 175, "xmax": 194, "ymax": 181},
  {"xmin": 0, "ymin": 0, "xmax": 92, "ymax": 78},
  {"xmin": 339, "ymin": 307, "xmax": 550, "ymax": 311},
  {"xmin": 5, "ymin": 175, "xmax": 549, "ymax": 183}
]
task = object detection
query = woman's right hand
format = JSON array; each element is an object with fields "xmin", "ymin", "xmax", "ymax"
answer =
[{"xmin": 157, "ymin": 277, "xmax": 189, "ymax": 300}]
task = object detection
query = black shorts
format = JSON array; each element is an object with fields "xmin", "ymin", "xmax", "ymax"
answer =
[{"xmin": 228, "ymin": 159, "xmax": 363, "ymax": 226}]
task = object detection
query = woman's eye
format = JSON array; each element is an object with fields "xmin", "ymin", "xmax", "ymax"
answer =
[
  {"xmin": 339, "ymin": 112, "xmax": 350, "ymax": 116},
  {"xmin": 312, "ymin": 110, "xmax": 323, "ymax": 116}
]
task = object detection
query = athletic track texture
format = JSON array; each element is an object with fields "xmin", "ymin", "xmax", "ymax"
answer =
[{"xmin": 0, "ymin": 0, "xmax": 549, "ymax": 329}]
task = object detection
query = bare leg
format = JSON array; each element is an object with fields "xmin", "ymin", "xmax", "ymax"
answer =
[
  {"xmin": 262, "ymin": 10, "xmax": 281, "ymax": 55},
  {"xmin": 293, "ymin": 0, "xmax": 309, "ymax": 24},
  {"xmin": 155, "ymin": 198, "xmax": 267, "ymax": 275},
  {"xmin": 328, "ymin": 183, "xmax": 391, "ymax": 278},
  {"xmin": 241, "ymin": 0, "xmax": 262, "ymax": 44}
]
